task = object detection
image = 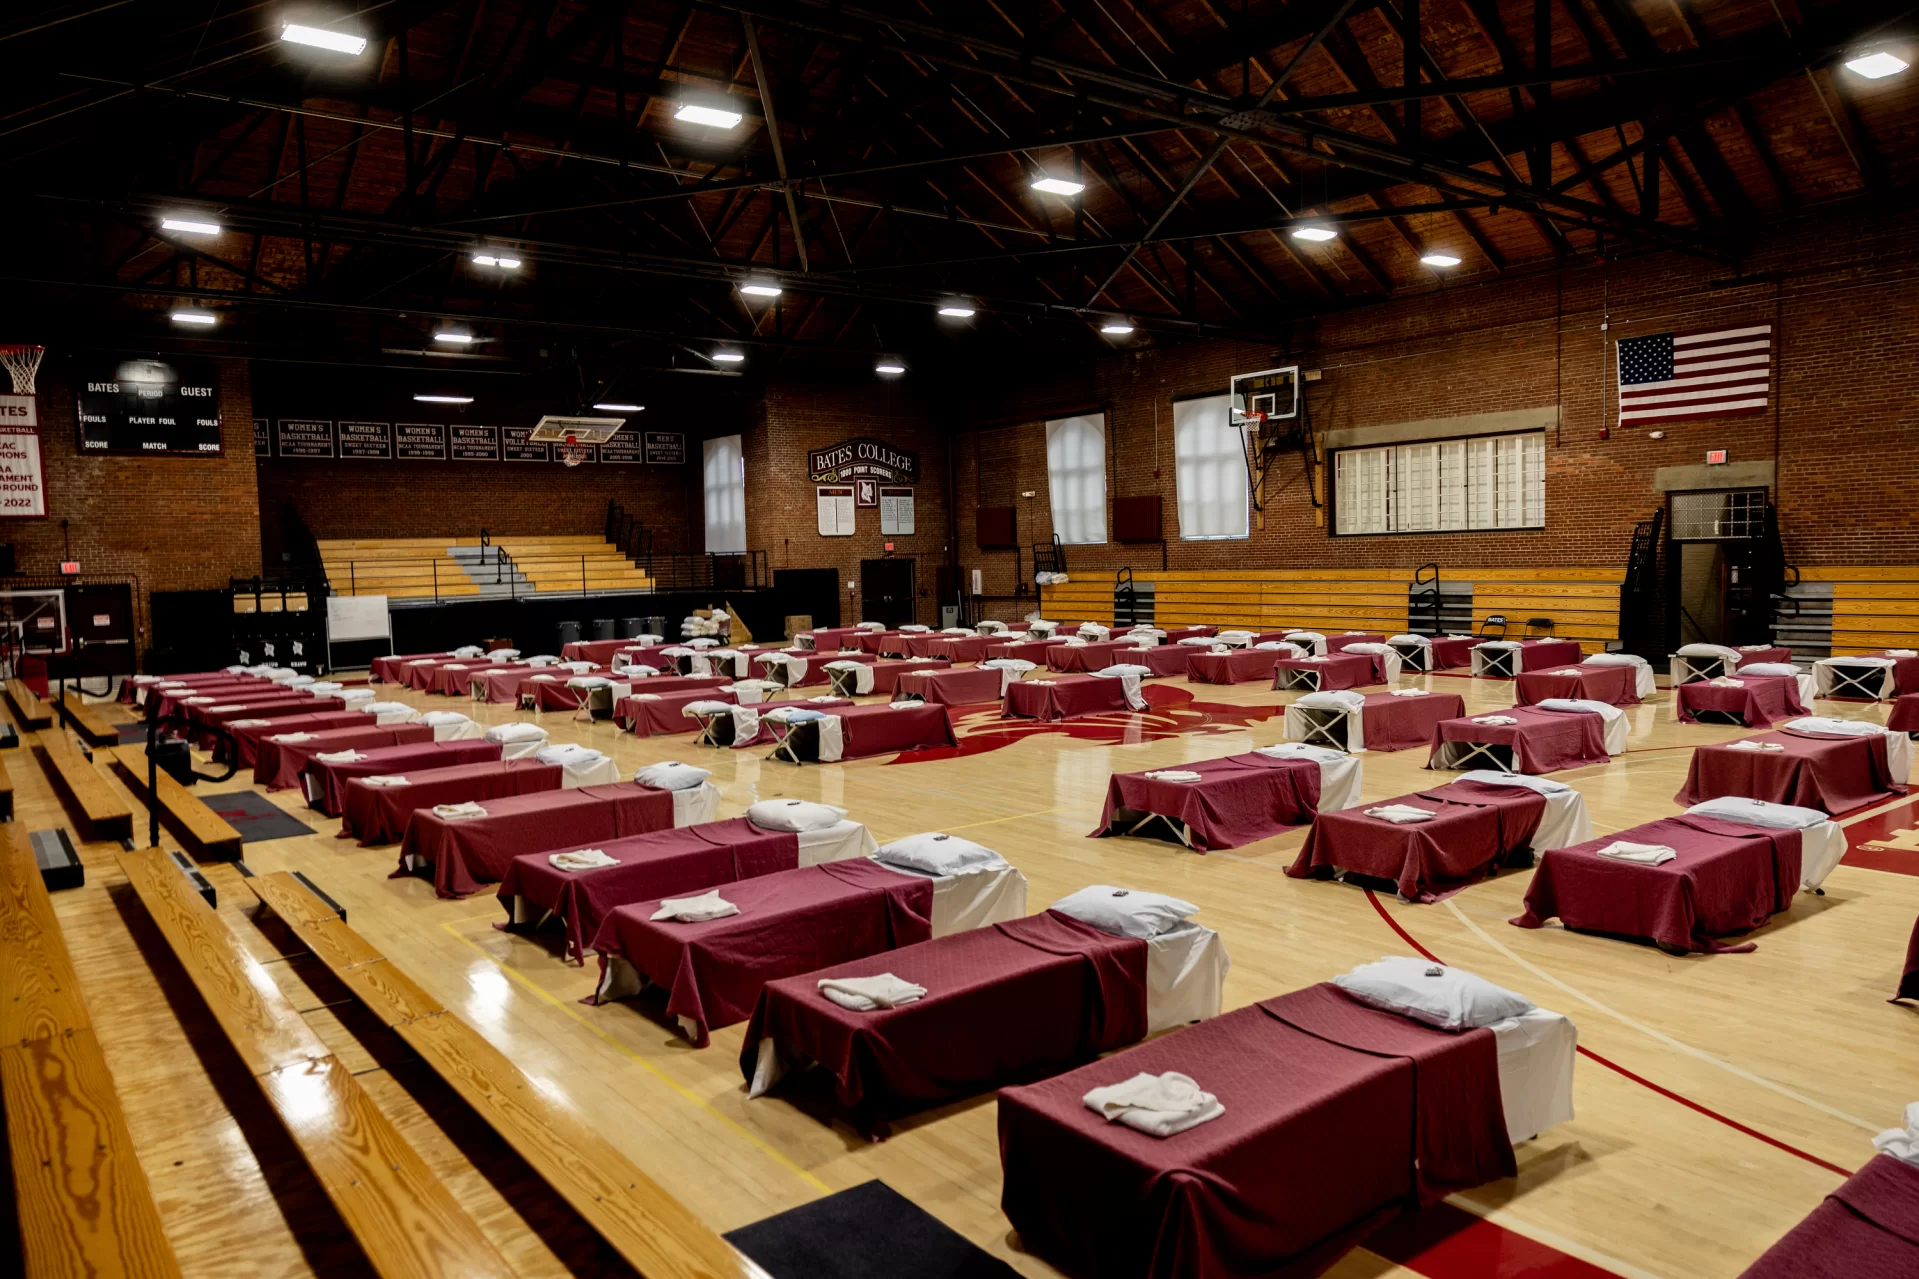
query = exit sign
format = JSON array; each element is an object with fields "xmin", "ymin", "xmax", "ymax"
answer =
[
  {"xmin": 58, "ymin": 561, "xmax": 79, "ymax": 575},
  {"xmin": 1705, "ymin": 449, "xmax": 1728, "ymax": 465}
]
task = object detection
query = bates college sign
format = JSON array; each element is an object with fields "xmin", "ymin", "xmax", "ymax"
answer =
[{"xmin": 806, "ymin": 437, "xmax": 918, "ymax": 484}]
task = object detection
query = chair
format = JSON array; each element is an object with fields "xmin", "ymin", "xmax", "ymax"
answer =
[
  {"xmin": 1524, "ymin": 617, "xmax": 1555, "ymax": 638},
  {"xmin": 1478, "ymin": 614, "xmax": 1508, "ymax": 640}
]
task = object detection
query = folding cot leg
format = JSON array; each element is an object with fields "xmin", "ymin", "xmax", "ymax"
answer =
[
  {"xmin": 1124, "ymin": 812, "xmax": 1192, "ymax": 847},
  {"xmin": 1451, "ymin": 741, "xmax": 1510, "ymax": 771},
  {"xmin": 1830, "ymin": 667, "xmax": 1884, "ymax": 700},
  {"xmin": 1301, "ymin": 711, "xmax": 1346, "ymax": 751}
]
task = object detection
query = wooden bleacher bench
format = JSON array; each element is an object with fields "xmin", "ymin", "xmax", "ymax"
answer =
[
  {"xmin": 1, "ymin": 827, "xmax": 182, "ymax": 1277},
  {"xmin": 247, "ymin": 870, "xmax": 758, "ymax": 1279},
  {"xmin": 51, "ymin": 690, "xmax": 122, "ymax": 747},
  {"xmin": 107, "ymin": 746, "xmax": 243, "ymax": 861},
  {"xmin": 116, "ymin": 848, "xmax": 515, "ymax": 1279},
  {"xmin": 6, "ymin": 678, "xmax": 53, "ymax": 730},
  {"xmin": 33, "ymin": 730, "xmax": 132, "ymax": 843}
]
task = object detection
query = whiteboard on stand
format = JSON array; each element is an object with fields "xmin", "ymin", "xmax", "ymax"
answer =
[{"xmin": 327, "ymin": 594, "xmax": 391, "ymax": 643}]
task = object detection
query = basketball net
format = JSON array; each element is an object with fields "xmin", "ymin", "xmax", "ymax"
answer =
[
  {"xmin": 0, "ymin": 345, "xmax": 45, "ymax": 395},
  {"xmin": 560, "ymin": 432, "xmax": 586, "ymax": 468}
]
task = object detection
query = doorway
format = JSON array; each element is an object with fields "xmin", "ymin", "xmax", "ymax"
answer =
[
  {"xmin": 1666, "ymin": 488, "xmax": 1769, "ymax": 648},
  {"xmin": 774, "ymin": 568, "xmax": 841, "ymax": 631},
  {"xmin": 860, "ymin": 558, "xmax": 916, "ymax": 628}
]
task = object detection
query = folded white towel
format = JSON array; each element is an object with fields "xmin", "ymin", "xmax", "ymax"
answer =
[
  {"xmin": 1595, "ymin": 840, "xmax": 1676, "ymax": 865},
  {"xmin": 1082, "ymin": 1072, "xmax": 1224, "ymax": 1138},
  {"xmin": 362, "ymin": 775, "xmax": 410, "ymax": 787},
  {"xmin": 1889, "ymin": 649, "xmax": 1919, "ymax": 658},
  {"xmin": 208, "ymin": 704, "xmax": 244, "ymax": 713},
  {"xmin": 313, "ymin": 750, "xmax": 366, "ymax": 763},
  {"xmin": 1738, "ymin": 645, "xmax": 1774, "ymax": 652},
  {"xmin": 1728, "ymin": 740, "xmax": 1786, "ymax": 752},
  {"xmin": 817, "ymin": 973, "xmax": 927, "ymax": 1011},
  {"xmin": 1872, "ymin": 1102, "xmax": 1919, "ymax": 1169},
  {"xmin": 549, "ymin": 849, "xmax": 618, "ymax": 871},
  {"xmin": 1471, "ymin": 715, "xmax": 1518, "ymax": 726},
  {"xmin": 229, "ymin": 718, "xmax": 272, "ymax": 729},
  {"xmin": 431, "ymin": 801, "xmax": 487, "ymax": 819},
  {"xmin": 268, "ymin": 731, "xmax": 313, "ymax": 743},
  {"xmin": 187, "ymin": 696, "xmax": 215, "ymax": 704},
  {"xmin": 1143, "ymin": 770, "xmax": 1202, "ymax": 783},
  {"xmin": 1708, "ymin": 676, "xmax": 1746, "ymax": 687},
  {"xmin": 1389, "ymin": 688, "xmax": 1428, "ymax": 697},
  {"xmin": 650, "ymin": 890, "xmax": 739, "ymax": 922},
  {"xmin": 1366, "ymin": 804, "xmax": 1438, "ymax": 824}
]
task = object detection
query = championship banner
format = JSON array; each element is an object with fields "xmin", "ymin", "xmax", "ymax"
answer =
[{"xmin": 0, "ymin": 418, "xmax": 48, "ymax": 518}]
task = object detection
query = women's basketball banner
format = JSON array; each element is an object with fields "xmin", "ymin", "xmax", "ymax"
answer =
[{"xmin": 0, "ymin": 419, "xmax": 48, "ymax": 518}]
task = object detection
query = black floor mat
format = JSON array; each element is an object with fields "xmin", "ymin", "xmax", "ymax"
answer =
[
  {"xmin": 199, "ymin": 791, "xmax": 316, "ymax": 842},
  {"xmin": 724, "ymin": 1180, "xmax": 1020, "ymax": 1279}
]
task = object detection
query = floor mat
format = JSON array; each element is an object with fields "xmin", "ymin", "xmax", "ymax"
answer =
[
  {"xmin": 724, "ymin": 1180, "xmax": 1019, "ymax": 1278},
  {"xmin": 200, "ymin": 790, "xmax": 316, "ymax": 842}
]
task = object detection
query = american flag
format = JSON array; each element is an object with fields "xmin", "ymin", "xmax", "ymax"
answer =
[{"xmin": 1616, "ymin": 324, "xmax": 1772, "ymax": 425}]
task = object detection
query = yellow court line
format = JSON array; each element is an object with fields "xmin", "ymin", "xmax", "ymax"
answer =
[
  {"xmin": 1441, "ymin": 900, "xmax": 1879, "ymax": 1132},
  {"xmin": 930, "ymin": 805, "xmax": 1066, "ymax": 835},
  {"xmin": 438, "ymin": 917, "xmax": 833, "ymax": 1194}
]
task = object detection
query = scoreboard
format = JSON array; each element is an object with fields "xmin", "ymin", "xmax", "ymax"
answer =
[{"xmin": 75, "ymin": 357, "xmax": 223, "ymax": 455}]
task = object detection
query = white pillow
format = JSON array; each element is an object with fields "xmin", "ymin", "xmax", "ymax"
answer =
[
  {"xmin": 876, "ymin": 833, "xmax": 1007, "ymax": 876},
  {"xmin": 483, "ymin": 722, "xmax": 548, "ymax": 744},
  {"xmin": 527, "ymin": 655, "xmax": 560, "ymax": 666},
  {"xmin": 421, "ymin": 711, "xmax": 471, "ymax": 727},
  {"xmin": 1333, "ymin": 957, "xmax": 1535, "ymax": 1032},
  {"xmin": 634, "ymin": 761, "xmax": 711, "ymax": 791},
  {"xmin": 1741, "ymin": 663, "xmax": 1798, "ymax": 677},
  {"xmin": 1459, "ymin": 769, "xmax": 1570, "ymax": 795},
  {"xmin": 364, "ymin": 701, "xmax": 412, "ymax": 716},
  {"xmin": 1582, "ymin": 652, "xmax": 1645, "ymax": 667},
  {"xmin": 1297, "ymin": 690, "xmax": 1364, "ymax": 711},
  {"xmin": 1097, "ymin": 664, "xmax": 1153, "ymax": 679},
  {"xmin": 1050, "ymin": 886, "xmax": 1198, "ymax": 940},
  {"xmin": 1686, "ymin": 797, "xmax": 1826, "ymax": 829},
  {"xmin": 681, "ymin": 700, "xmax": 734, "ymax": 715},
  {"xmin": 1177, "ymin": 636, "xmax": 1217, "ymax": 646},
  {"xmin": 1388, "ymin": 634, "xmax": 1429, "ymax": 646},
  {"xmin": 747, "ymin": 799, "xmax": 847, "ymax": 832},
  {"xmin": 536, "ymin": 744, "xmax": 603, "ymax": 766}
]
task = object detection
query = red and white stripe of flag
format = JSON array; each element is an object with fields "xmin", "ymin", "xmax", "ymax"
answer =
[{"xmin": 1619, "ymin": 324, "xmax": 1771, "ymax": 424}]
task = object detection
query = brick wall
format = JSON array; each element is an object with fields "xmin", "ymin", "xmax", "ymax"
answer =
[
  {"xmin": 951, "ymin": 205, "xmax": 1919, "ymax": 594},
  {"xmin": 744, "ymin": 380, "xmax": 950, "ymax": 627},
  {"xmin": 9, "ymin": 361, "xmax": 261, "ymax": 646}
]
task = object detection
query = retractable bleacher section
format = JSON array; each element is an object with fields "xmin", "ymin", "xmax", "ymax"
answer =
[
  {"xmin": 1802, "ymin": 566, "xmax": 1919, "ymax": 656},
  {"xmin": 319, "ymin": 537, "xmax": 486, "ymax": 599},
  {"xmin": 321, "ymin": 534, "xmax": 653, "ymax": 598}
]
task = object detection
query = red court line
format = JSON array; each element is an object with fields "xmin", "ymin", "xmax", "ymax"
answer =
[
  {"xmin": 1366, "ymin": 1202, "xmax": 1618, "ymax": 1278},
  {"xmin": 1362, "ymin": 890, "xmax": 1854, "ymax": 1180},
  {"xmin": 1839, "ymin": 795, "xmax": 1919, "ymax": 878}
]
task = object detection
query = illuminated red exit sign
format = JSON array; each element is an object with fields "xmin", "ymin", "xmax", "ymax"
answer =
[
  {"xmin": 59, "ymin": 561, "xmax": 79, "ymax": 575},
  {"xmin": 1705, "ymin": 449, "xmax": 1728, "ymax": 465}
]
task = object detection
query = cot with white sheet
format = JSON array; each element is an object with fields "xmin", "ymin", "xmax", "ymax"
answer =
[
  {"xmin": 743, "ymin": 909, "xmax": 1227, "ymax": 1116},
  {"xmin": 1282, "ymin": 690, "xmax": 1465, "ymax": 752},
  {"xmin": 682, "ymin": 699, "xmax": 847, "ymax": 748},
  {"xmin": 499, "ymin": 816, "xmax": 880, "ymax": 963},
  {"xmin": 893, "ymin": 665, "xmax": 1010, "ymax": 705},
  {"xmin": 1388, "ymin": 633, "xmax": 1482, "ymax": 672},
  {"xmin": 1515, "ymin": 663, "xmax": 1639, "ymax": 706},
  {"xmin": 1288, "ymin": 774, "xmax": 1592, "ymax": 902},
  {"xmin": 425, "ymin": 661, "xmax": 526, "ymax": 696},
  {"xmin": 1427, "ymin": 705, "xmax": 1615, "ymax": 773},
  {"xmin": 1092, "ymin": 748, "xmax": 1362, "ymax": 851},
  {"xmin": 1669, "ymin": 643, "xmax": 1748, "ymax": 684},
  {"xmin": 395, "ymin": 778, "xmax": 714, "ymax": 898},
  {"xmin": 614, "ymin": 687, "xmax": 739, "ymax": 736},
  {"xmin": 1814, "ymin": 651, "xmax": 1919, "ymax": 700},
  {"xmin": 765, "ymin": 701, "xmax": 958, "ymax": 763},
  {"xmin": 1471, "ymin": 638, "xmax": 1583, "ymax": 678},
  {"xmin": 996, "ymin": 983, "xmax": 1573, "ymax": 1279}
]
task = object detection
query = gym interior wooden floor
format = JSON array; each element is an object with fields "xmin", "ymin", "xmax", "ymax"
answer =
[{"xmin": 18, "ymin": 663, "xmax": 1918, "ymax": 1279}]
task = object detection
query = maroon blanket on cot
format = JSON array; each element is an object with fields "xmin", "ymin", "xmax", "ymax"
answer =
[
  {"xmin": 1160, "ymin": 626, "xmax": 1215, "ymax": 644},
  {"xmin": 983, "ymin": 637, "xmax": 1068, "ymax": 664},
  {"xmin": 615, "ymin": 688, "xmax": 737, "ymax": 737},
  {"xmin": 1515, "ymin": 663, "xmax": 1639, "ymax": 706},
  {"xmin": 427, "ymin": 661, "xmax": 529, "ymax": 696},
  {"xmin": 400, "ymin": 781, "xmax": 677, "ymax": 898},
  {"xmin": 1189, "ymin": 648, "xmax": 1284, "ymax": 685},
  {"xmin": 1046, "ymin": 639, "xmax": 1141, "ymax": 673},
  {"xmin": 741, "ymin": 911, "xmax": 1147, "ymax": 1110},
  {"xmin": 857, "ymin": 658, "xmax": 951, "ymax": 695},
  {"xmin": 795, "ymin": 627, "xmax": 863, "ymax": 651},
  {"xmin": 561, "ymin": 638, "xmax": 637, "ymax": 664},
  {"xmin": 1271, "ymin": 653, "xmax": 1378, "ymax": 691},
  {"xmin": 520, "ymin": 669, "xmax": 614, "ymax": 711},
  {"xmin": 1736, "ymin": 646, "xmax": 1794, "ymax": 667},
  {"xmin": 341, "ymin": 758, "xmax": 559, "ymax": 845},
  {"xmin": 1137, "ymin": 644, "xmax": 1198, "ymax": 677},
  {"xmin": 400, "ymin": 659, "xmax": 468, "ymax": 691},
  {"xmin": 1289, "ymin": 779, "xmax": 1547, "ymax": 902},
  {"xmin": 1097, "ymin": 752, "xmax": 1322, "ymax": 851},
  {"xmin": 225, "ymin": 710, "xmax": 374, "ymax": 767},
  {"xmin": 306, "ymin": 738, "xmax": 501, "ymax": 816},
  {"xmin": 1740, "ymin": 1155, "xmax": 1919, "ymax": 1277},
  {"xmin": 498, "ymin": 818, "xmax": 799, "ymax": 964},
  {"xmin": 1861, "ymin": 651, "xmax": 1919, "ymax": 696},
  {"xmin": 589, "ymin": 859, "xmax": 934, "ymax": 1046},
  {"xmin": 1676, "ymin": 675, "xmax": 1808, "ymax": 728},
  {"xmin": 1428, "ymin": 636, "xmax": 1481, "ymax": 668},
  {"xmin": 1898, "ymin": 916, "xmax": 1919, "ymax": 1002},
  {"xmin": 192, "ymin": 696, "xmax": 343, "ymax": 749},
  {"xmin": 1003, "ymin": 674, "xmax": 1134, "ymax": 721},
  {"xmin": 1355, "ymin": 691, "xmax": 1466, "ymax": 751},
  {"xmin": 917, "ymin": 634, "xmax": 992, "ymax": 663},
  {"xmin": 997, "ymin": 984, "xmax": 1514, "ymax": 1279},
  {"xmin": 371, "ymin": 653, "xmax": 443, "ymax": 683},
  {"xmin": 255, "ymin": 723, "xmax": 433, "ymax": 790},
  {"xmin": 1888, "ymin": 693, "xmax": 1919, "ymax": 734},
  {"xmin": 124, "ymin": 671, "xmax": 231, "ymax": 702},
  {"xmin": 1512, "ymin": 814, "xmax": 1801, "ymax": 953},
  {"xmin": 473, "ymin": 666, "xmax": 552, "ymax": 703},
  {"xmin": 855, "ymin": 629, "xmax": 903, "ymax": 655},
  {"xmin": 149, "ymin": 680, "xmax": 276, "ymax": 719},
  {"xmin": 1429, "ymin": 707, "xmax": 1611, "ymax": 774},
  {"xmin": 1675, "ymin": 728, "xmax": 1905, "ymax": 815},
  {"xmin": 620, "ymin": 647, "xmax": 680, "ymax": 672},
  {"xmin": 896, "ymin": 665, "xmax": 1004, "ymax": 705},
  {"xmin": 828, "ymin": 702, "xmax": 959, "ymax": 758},
  {"xmin": 1325, "ymin": 632, "xmax": 1386, "ymax": 652}
]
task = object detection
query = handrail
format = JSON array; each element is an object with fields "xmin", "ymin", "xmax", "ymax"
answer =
[
  {"xmin": 319, "ymin": 549, "xmax": 769, "ymax": 599},
  {"xmin": 142, "ymin": 711, "xmax": 239, "ymax": 849}
]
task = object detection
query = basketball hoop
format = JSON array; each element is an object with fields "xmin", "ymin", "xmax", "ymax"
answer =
[
  {"xmin": 0, "ymin": 345, "xmax": 45, "ymax": 395},
  {"xmin": 560, "ymin": 433, "xmax": 587, "ymax": 468}
]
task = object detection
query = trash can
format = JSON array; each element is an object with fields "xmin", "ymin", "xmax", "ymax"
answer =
[
  {"xmin": 592, "ymin": 618, "xmax": 616, "ymax": 640},
  {"xmin": 641, "ymin": 615, "xmax": 666, "ymax": 637},
  {"xmin": 151, "ymin": 738, "xmax": 195, "ymax": 787},
  {"xmin": 556, "ymin": 620, "xmax": 582, "ymax": 646},
  {"xmin": 619, "ymin": 617, "xmax": 645, "ymax": 638}
]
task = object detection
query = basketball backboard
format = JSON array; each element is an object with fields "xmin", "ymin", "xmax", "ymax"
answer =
[
  {"xmin": 1229, "ymin": 366, "xmax": 1299, "ymax": 423},
  {"xmin": 529, "ymin": 414, "xmax": 626, "ymax": 444}
]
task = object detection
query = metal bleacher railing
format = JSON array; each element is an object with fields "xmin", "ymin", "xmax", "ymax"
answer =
[{"xmin": 321, "ymin": 547, "xmax": 769, "ymax": 602}]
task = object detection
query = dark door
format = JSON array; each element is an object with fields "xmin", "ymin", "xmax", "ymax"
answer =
[
  {"xmin": 774, "ymin": 568, "xmax": 841, "ymax": 631},
  {"xmin": 861, "ymin": 558, "xmax": 916, "ymax": 628}
]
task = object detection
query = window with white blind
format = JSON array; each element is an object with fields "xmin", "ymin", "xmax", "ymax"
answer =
[
  {"xmin": 1333, "ymin": 430, "xmax": 1544, "ymax": 535},
  {"xmin": 1044, "ymin": 413, "xmax": 1108, "ymax": 544},
  {"xmin": 702, "ymin": 434, "xmax": 747, "ymax": 553},
  {"xmin": 1172, "ymin": 394, "xmax": 1249, "ymax": 540}
]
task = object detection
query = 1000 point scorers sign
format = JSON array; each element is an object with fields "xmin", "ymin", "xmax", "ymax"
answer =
[{"xmin": 76, "ymin": 357, "xmax": 223, "ymax": 456}]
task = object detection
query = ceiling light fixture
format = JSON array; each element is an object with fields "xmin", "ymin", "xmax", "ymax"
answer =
[
  {"xmin": 1845, "ymin": 48, "xmax": 1909, "ymax": 79},
  {"xmin": 938, "ymin": 304, "xmax": 977, "ymax": 318},
  {"xmin": 170, "ymin": 310, "xmax": 217, "ymax": 326},
  {"xmin": 1420, "ymin": 252, "xmax": 1462, "ymax": 267},
  {"xmin": 413, "ymin": 394, "xmax": 473, "ymax": 404},
  {"xmin": 281, "ymin": 23, "xmax": 367, "ymax": 55},
  {"xmin": 161, "ymin": 217, "xmax": 221, "ymax": 235},
  {"xmin": 593, "ymin": 403, "xmax": 644, "ymax": 413},
  {"xmin": 1099, "ymin": 320, "xmax": 1136, "ymax": 336},
  {"xmin": 432, "ymin": 331, "xmax": 474, "ymax": 344},
  {"xmin": 739, "ymin": 281, "xmax": 783, "ymax": 298},
  {"xmin": 1031, "ymin": 176, "xmax": 1085, "ymax": 197},
  {"xmin": 471, "ymin": 253, "xmax": 522, "ymax": 269},
  {"xmin": 711, "ymin": 351, "xmax": 746, "ymax": 364},
  {"xmin": 875, "ymin": 360, "xmax": 907, "ymax": 376},
  {"xmin": 675, "ymin": 103, "xmax": 744, "ymax": 129},
  {"xmin": 1291, "ymin": 225, "xmax": 1338, "ymax": 242}
]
